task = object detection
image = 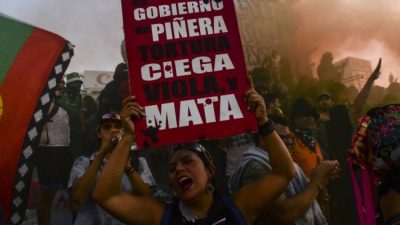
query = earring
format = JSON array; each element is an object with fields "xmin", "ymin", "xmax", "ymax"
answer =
[{"xmin": 206, "ymin": 184, "xmax": 214, "ymax": 193}]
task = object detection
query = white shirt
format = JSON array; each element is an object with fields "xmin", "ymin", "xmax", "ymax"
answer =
[
  {"xmin": 39, "ymin": 101, "xmax": 70, "ymax": 146},
  {"xmin": 68, "ymin": 153, "xmax": 156, "ymax": 225}
]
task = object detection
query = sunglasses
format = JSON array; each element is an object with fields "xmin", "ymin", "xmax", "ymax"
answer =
[{"xmin": 101, "ymin": 123, "xmax": 122, "ymax": 131}]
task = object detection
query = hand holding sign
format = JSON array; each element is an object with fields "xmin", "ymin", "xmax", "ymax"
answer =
[
  {"xmin": 120, "ymin": 96, "xmax": 145, "ymax": 137},
  {"xmin": 245, "ymin": 89, "xmax": 268, "ymax": 126}
]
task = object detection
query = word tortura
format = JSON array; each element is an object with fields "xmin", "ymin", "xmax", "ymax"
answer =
[
  {"xmin": 138, "ymin": 36, "xmax": 231, "ymax": 61},
  {"xmin": 151, "ymin": 16, "xmax": 228, "ymax": 41},
  {"xmin": 133, "ymin": 1, "xmax": 223, "ymax": 21},
  {"xmin": 141, "ymin": 53, "xmax": 234, "ymax": 81},
  {"xmin": 145, "ymin": 94, "xmax": 243, "ymax": 130}
]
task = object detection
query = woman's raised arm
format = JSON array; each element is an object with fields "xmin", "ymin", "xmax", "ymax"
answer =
[
  {"xmin": 233, "ymin": 90, "xmax": 295, "ymax": 224},
  {"xmin": 92, "ymin": 96, "xmax": 165, "ymax": 225}
]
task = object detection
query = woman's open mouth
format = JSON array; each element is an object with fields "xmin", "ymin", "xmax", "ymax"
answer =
[{"xmin": 178, "ymin": 176, "xmax": 193, "ymax": 191}]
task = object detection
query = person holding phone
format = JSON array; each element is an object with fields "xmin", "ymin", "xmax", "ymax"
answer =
[{"xmin": 68, "ymin": 112, "xmax": 155, "ymax": 225}]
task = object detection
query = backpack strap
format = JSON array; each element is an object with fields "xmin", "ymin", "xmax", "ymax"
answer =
[
  {"xmin": 160, "ymin": 203, "xmax": 176, "ymax": 225},
  {"xmin": 43, "ymin": 101, "xmax": 60, "ymax": 145},
  {"xmin": 221, "ymin": 195, "xmax": 246, "ymax": 225},
  {"xmin": 46, "ymin": 101, "xmax": 60, "ymax": 122}
]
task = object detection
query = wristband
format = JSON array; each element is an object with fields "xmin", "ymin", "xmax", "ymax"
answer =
[
  {"xmin": 124, "ymin": 167, "xmax": 136, "ymax": 176},
  {"xmin": 258, "ymin": 119, "xmax": 275, "ymax": 136}
]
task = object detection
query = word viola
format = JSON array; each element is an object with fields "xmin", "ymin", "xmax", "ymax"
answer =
[{"xmin": 143, "ymin": 75, "xmax": 238, "ymax": 102}]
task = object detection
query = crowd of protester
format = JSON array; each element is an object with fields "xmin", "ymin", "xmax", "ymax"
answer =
[{"xmin": 27, "ymin": 49, "xmax": 400, "ymax": 225}]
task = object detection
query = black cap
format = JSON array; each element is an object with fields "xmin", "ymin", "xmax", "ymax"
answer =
[
  {"xmin": 98, "ymin": 112, "xmax": 121, "ymax": 125},
  {"xmin": 290, "ymin": 98, "xmax": 320, "ymax": 121},
  {"xmin": 317, "ymin": 92, "xmax": 332, "ymax": 101}
]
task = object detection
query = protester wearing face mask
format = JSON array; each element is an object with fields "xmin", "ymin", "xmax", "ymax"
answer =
[
  {"xmin": 290, "ymin": 98, "xmax": 324, "ymax": 179},
  {"xmin": 60, "ymin": 72, "xmax": 85, "ymax": 159},
  {"xmin": 290, "ymin": 98, "xmax": 332, "ymax": 220}
]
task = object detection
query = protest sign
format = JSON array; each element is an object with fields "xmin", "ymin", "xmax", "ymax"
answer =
[{"xmin": 121, "ymin": 0, "xmax": 257, "ymax": 148}]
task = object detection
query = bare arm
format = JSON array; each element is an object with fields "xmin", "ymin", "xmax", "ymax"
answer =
[
  {"xmin": 349, "ymin": 58, "xmax": 381, "ymax": 122},
  {"xmin": 269, "ymin": 161, "xmax": 339, "ymax": 224},
  {"xmin": 70, "ymin": 128, "xmax": 115, "ymax": 214},
  {"xmin": 124, "ymin": 159, "xmax": 150, "ymax": 196},
  {"xmin": 70, "ymin": 148, "xmax": 107, "ymax": 214},
  {"xmin": 271, "ymin": 187, "xmax": 319, "ymax": 225},
  {"xmin": 234, "ymin": 90, "xmax": 296, "ymax": 224},
  {"xmin": 92, "ymin": 97, "xmax": 165, "ymax": 225}
]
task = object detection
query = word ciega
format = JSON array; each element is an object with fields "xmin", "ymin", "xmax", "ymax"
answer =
[
  {"xmin": 141, "ymin": 53, "xmax": 234, "ymax": 81},
  {"xmin": 133, "ymin": 1, "xmax": 223, "ymax": 21}
]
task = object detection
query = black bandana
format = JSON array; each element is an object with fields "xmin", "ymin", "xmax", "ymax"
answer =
[{"xmin": 294, "ymin": 129, "xmax": 316, "ymax": 152}]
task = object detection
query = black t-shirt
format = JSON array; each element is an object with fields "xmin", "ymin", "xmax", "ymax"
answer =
[{"xmin": 160, "ymin": 195, "xmax": 245, "ymax": 225}]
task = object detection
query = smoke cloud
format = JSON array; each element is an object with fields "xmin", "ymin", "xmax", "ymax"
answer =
[
  {"xmin": 290, "ymin": 0, "xmax": 400, "ymax": 86},
  {"xmin": 1, "ymin": 0, "xmax": 400, "ymax": 86}
]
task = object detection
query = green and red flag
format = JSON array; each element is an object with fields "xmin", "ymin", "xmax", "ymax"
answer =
[{"xmin": 0, "ymin": 14, "xmax": 74, "ymax": 224}]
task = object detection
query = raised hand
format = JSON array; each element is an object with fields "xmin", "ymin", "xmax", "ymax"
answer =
[
  {"xmin": 120, "ymin": 96, "xmax": 145, "ymax": 136},
  {"xmin": 311, "ymin": 160, "xmax": 340, "ymax": 190},
  {"xmin": 98, "ymin": 125, "xmax": 121, "ymax": 156},
  {"xmin": 98, "ymin": 136, "xmax": 116, "ymax": 156},
  {"xmin": 244, "ymin": 89, "xmax": 268, "ymax": 126},
  {"xmin": 370, "ymin": 58, "xmax": 382, "ymax": 81}
]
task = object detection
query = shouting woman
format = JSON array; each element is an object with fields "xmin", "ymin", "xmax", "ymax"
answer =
[{"xmin": 93, "ymin": 90, "xmax": 295, "ymax": 225}]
